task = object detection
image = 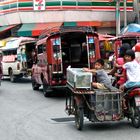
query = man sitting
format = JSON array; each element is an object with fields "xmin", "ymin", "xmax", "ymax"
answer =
[
  {"xmin": 120, "ymin": 50, "xmax": 140, "ymax": 91},
  {"xmin": 83, "ymin": 59, "xmax": 116, "ymax": 91}
]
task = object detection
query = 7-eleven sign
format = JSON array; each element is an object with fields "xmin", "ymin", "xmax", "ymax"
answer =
[{"xmin": 33, "ymin": 0, "xmax": 45, "ymax": 11}]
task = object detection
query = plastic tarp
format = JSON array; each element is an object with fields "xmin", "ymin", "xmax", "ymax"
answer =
[
  {"xmin": 1, "ymin": 37, "xmax": 36, "ymax": 50},
  {"xmin": 121, "ymin": 23, "xmax": 140, "ymax": 34}
]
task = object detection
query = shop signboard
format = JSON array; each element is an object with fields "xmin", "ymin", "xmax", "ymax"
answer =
[{"xmin": 33, "ymin": 0, "xmax": 45, "ymax": 11}]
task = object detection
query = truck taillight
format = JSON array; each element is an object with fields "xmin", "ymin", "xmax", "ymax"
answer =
[{"xmin": 17, "ymin": 63, "xmax": 20, "ymax": 70}]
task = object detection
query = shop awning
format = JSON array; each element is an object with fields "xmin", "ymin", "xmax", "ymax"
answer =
[
  {"xmin": 0, "ymin": 25, "xmax": 17, "ymax": 33},
  {"xmin": 63, "ymin": 21, "xmax": 101, "ymax": 27},
  {"xmin": 17, "ymin": 22, "xmax": 63, "ymax": 37},
  {"xmin": 63, "ymin": 21, "xmax": 116, "ymax": 28}
]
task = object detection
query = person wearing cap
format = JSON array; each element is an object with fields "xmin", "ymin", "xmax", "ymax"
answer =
[{"xmin": 120, "ymin": 49, "xmax": 140, "ymax": 90}]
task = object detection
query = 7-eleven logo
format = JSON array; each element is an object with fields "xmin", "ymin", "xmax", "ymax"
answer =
[{"xmin": 34, "ymin": 0, "xmax": 45, "ymax": 10}]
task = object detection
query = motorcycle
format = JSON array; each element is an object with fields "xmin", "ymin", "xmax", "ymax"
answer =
[{"xmin": 123, "ymin": 86, "xmax": 140, "ymax": 128}]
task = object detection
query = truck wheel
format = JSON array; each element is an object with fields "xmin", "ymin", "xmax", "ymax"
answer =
[
  {"xmin": 74, "ymin": 103, "xmax": 84, "ymax": 130},
  {"xmin": 31, "ymin": 79, "xmax": 40, "ymax": 90},
  {"xmin": 9, "ymin": 69, "xmax": 15, "ymax": 82},
  {"xmin": 131, "ymin": 100, "xmax": 140, "ymax": 128},
  {"xmin": 43, "ymin": 79, "xmax": 52, "ymax": 97}
]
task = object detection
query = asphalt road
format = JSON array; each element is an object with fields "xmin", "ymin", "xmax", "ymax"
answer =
[{"xmin": 0, "ymin": 78, "xmax": 140, "ymax": 140}]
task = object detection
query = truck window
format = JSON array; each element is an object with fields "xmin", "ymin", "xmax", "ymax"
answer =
[
  {"xmin": 52, "ymin": 38, "xmax": 61, "ymax": 60},
  {"xmin": 53, "ymin": 38, "xmax": 61, "ymax": 53},
  {"xmin": 3, "ymin": 49, "xmax": 17, "ymax": 56},
  {"xmin": 2, "ymin": 49, "xmax": 17, "ymax": 62}
]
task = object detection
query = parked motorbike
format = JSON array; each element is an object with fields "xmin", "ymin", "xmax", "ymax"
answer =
[
  {"xmin": 109, "ymin": 70, "xmax": 140, "ymax": 128},
  {"xmin": 123, "ymin": 86, "xmax": 140, "ymax": 128}
]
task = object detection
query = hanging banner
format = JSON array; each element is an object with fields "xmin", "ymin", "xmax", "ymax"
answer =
[{"xmin": 33, "ymin": 0, "xmax": 45, "ymax": 11}]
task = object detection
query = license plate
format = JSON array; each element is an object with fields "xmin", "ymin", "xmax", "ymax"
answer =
[{"xmin": 135, "ymin": 97, "xmax": 140, "ymax": 106}]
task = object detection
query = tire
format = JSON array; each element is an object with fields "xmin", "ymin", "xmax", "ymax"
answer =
[
  {"xmin": 131, "ymin": 100, "xmax": 140, "ymax": 128},
  {"xmin": 43, "ymin": 82, "xmax": 48, "ymax": 97},
  {"xmin": 9, "ymin": 69, "xmax": 15, "ymax": 82},
  {"xmin": 74, "ymin": 103, "xmax": 84, "ymax": 130},
  {"xmin": 43, "ymin": 79, "xmax": 51, "ymax": 97},
  {"xmin": 31, "ymin": 79, "xmax": 40, "ymax": 90}
]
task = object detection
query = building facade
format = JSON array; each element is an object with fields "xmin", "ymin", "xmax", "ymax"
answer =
[{"xmin": 0, "ymin": 0, "xmax": 136, "ymax": 37}]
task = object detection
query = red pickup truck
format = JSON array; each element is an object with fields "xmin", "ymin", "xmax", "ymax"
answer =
[{"xmin": 31, "ymin": 26, "xmax": 101, "ymax": 96}]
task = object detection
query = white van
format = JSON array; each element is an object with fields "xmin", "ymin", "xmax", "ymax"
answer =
[{"xmin": 1, "ymin": 37, "xmax": 36, "ymax": 82}]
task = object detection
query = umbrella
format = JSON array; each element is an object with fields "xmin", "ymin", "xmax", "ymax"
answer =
[{"xmin": 120, "ymin": 23, "xmax": 140, "ymax": 34}]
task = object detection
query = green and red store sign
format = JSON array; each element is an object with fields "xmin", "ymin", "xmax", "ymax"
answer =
[{"xmin": 0, "ymin": 0, "xmax": 133, "ymax": 14}]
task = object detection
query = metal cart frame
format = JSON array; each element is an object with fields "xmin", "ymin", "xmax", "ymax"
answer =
[{"xmin": 65, "ymin": 84, "xmax": 123, "ymax": 130}]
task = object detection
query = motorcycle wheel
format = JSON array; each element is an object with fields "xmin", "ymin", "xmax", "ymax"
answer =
[
  {"xmin": 131, "ymin": 100, "xmax": 140, "ymax": 128},
  {"xmin": 74, "ymin": 103, "xmax": 84, "ymax": 130}
]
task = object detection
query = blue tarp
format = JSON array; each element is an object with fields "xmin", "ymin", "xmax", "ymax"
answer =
[{"xmin": 120, "ymin": 23, "xmax": 140, "ymax": 34}]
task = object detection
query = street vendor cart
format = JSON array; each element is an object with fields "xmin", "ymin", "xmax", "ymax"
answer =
[{"xmin": 65, "ymin": 67, "xmax": 122, "ymax": 130}]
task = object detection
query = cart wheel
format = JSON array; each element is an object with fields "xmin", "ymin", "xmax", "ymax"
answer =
[
  {"xmin": 75, "ymin": 104, "xmax": 84, "ymax": 130},
  {"xmin": 131, "ymin": 100, "xmax": 140, "ymax": 128}
]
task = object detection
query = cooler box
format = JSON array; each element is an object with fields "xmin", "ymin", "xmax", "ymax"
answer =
[{"xmin": 66, "ymin": 67, "xmax": 92, "ymax": 89}]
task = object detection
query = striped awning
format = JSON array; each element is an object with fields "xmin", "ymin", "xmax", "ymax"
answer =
[
  {"xmin": 17, "ymin": 22, "xmax": 63, "ymax": 37},
  {"xmin": 0, "ymin": 24, "xmax": 17, "ymax": 33},
  {"xmin": 63, "ymin": 21, "xmax": 115, "ymax": 27},
  {"xmin": 63, "ymin": 21, "xmax": 101, "ymax": 27}
]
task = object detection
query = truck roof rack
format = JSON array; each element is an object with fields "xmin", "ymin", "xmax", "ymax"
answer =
[{"xmin": 38, "ymin": 26, "xmax": 97, "ymax": 40}]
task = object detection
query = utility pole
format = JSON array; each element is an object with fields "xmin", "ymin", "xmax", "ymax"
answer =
[
  {"xmin": 135, "ymin": 0, "xmax": 140, "ymax": 24},
  {"xmin": 115, "ymin": 0, "xmax": 120, "ymax": 36},
  {"xmin": 124, "ymin": 0, "xmax": 127, "ymax": 27}
]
